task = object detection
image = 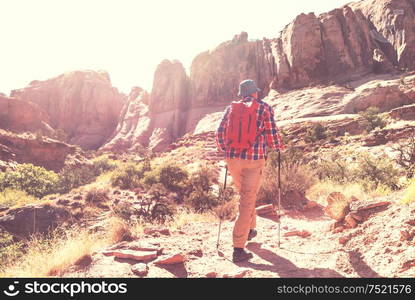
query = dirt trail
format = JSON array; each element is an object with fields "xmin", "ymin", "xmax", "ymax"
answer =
[{"xmin": 64, "ymin": 199, "xmax": 415, "ymax": 278}]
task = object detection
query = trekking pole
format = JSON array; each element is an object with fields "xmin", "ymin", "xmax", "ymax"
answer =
[
  {"xmin": 216, "ymin": 165, "xmax": 228, "ymax": 249},
  {"xmin": 277, "ymin": 149, "xmax": 282, "ymax": 248}
]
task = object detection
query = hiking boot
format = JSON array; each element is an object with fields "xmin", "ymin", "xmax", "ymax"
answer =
[
  {"xmin": 248, "ymin": 229, "xmax": 257, "ymax": 241},
  {"xmin": 232, "ymin": 248, "xmax": 253, "ymax": 263}
]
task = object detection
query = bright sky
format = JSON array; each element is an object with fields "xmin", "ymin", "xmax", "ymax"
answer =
[{"xmin": 0, "ymin": 0, "xmax": 353, "ymax": 95}]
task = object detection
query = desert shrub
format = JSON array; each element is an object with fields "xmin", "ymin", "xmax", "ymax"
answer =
[
  {"xmin": 57, "ymin": 165, "xmax": 96, "ymax": 193},
  {"xmin": 85, "ymin": 187, "xmax": 109, "ymax": 204},
  {"xmin": 0, "ymin": 164, "xmax": 59, "ymax": 198},
  {"xmin": 146, "ymin": 183, "xmax": 176, "ymax": 223},
  {"xmin": 359, "ymin": 107, "xmax": 386, "ymax": 133},
  {"xmin": 258, "ymin": 148, "xmax": 316, "ymax": 204},
  {"xmin": 111, "ymin": 183, "xmax": 175, "ymax": 223},
  {"xmin": 110, "ymin": 160, "xmax": 150, "ymax": 189},
  {"xmin": 393, "ymin": 133, "xmax": 415, "ymax": 178},
  {"xmin": 158, "ymin": 164, "xmax": 188, "ymax": 193},
  {"xmin": 314, "ymin": 152, "xmax": 401, "ymax": 191},
  {"xmin": 186, "ymin": 188, "xmax": 219, "ymax": 213},
  {"xmin": 142, "ymin": 163, "xmax": 188, "ymax": 195},
  {"xmin": 90, "ymin": 156, "xmax": 117, "ymax": 176},
  {"xmin": 184, "ymin": 165, "xmax": 233, "ymax": 212},
  {"xmin": 305, "ymin": 123, "xmax": 327, "ymax": 143},
  {"xmin": 313, "ymin": 153, "xmax": 352, "ymax": 183},
  {"xmin": 354, "ymin": 153, "xmax": 400, "ymax": 190},
  {"xmin": 0, "ymin": 189, "xmax": 38, "ymax": 208}
]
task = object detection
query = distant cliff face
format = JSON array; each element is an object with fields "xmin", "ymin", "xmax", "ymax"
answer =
[
  {"xmin": 11, "ymin": 70, "xmax": 125, "ymax": 150},
  {"xmin": 350, "ymin": 0, "xmax": 415, "ymax": 70},
  {"xmin": 190, "ymin": 32, "xmax": 274, "ymax": 106},
  {"xmin": 0, "ymin": 95, "xmax": 54, "ymax": 135},
  {"xmin": 100, "ymin": 87, "xmax": 151, "ymax": 152}
]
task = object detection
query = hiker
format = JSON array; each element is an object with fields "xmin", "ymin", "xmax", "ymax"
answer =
[{"xmin": 215, "ymin": 79, "xmax": 285, "ymax": 262}]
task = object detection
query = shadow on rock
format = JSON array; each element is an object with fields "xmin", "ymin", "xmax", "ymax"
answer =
[{"xmin": 348, "ymin": 250, "xmax": 380, "ymax": 278}]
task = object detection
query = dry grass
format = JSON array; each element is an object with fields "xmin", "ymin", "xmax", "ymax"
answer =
[
  {"xmin": 401, "ymin": 179, "xmax": 415, "ymax": 204},
  {"xmin": 0, "ymin": 228, "xmax": 107, "ymax": 277},
  {"xmin": 0, "ymin": 189, "xmax": 39, "ymax": 209},
  {"xmin": 214, "ymin": 197, "xmax": 238, "ymax": 221},
  {"xmin": 307, "ymin": 180, "xmax": 392, "ymax": 206},
  {"xmin": 106, "ymin": 217, "xmax": 134, "ymax": 244},
  {"xmin": 167, "ymin": 208, "xmax": 217, "ymax": 230}
]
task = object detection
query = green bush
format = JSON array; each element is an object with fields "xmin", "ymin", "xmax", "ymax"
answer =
[
  {"xmin": 314, "ymin": 153, "xmax": 352, "ymax": 183},
  {"xmin": 392, "ymin": 133, "xmax": 415, "ymax": 178},
  {"xmin": 90, "ymin": 157, "xmax": 117, "ymax": 176},
  {"xmin": 111, "ymin": 161, "xmax": 150, "ymax": 189},
  {"xmin": 111, "ymin": 183, "xmax": 175, "ymax": 223},
  {"xmin": 184, "ymin": 166, "xmax": 222, "ymax": 212},
  {"xmin": 359, "ymin": 107, "xmax": 387, "ymax": 133},
  {"xmin": 315, "ymin": 152, "xmax": 401, "ymax": 191},
  {"xmin": 0, "ymin": 164, "xmax": 59, "ymax": 198},
  {"xmin": 158, "ymin": 164, "xmax": 188, "ymax": 193},
  {"xmin": 305, "ymin": 123, "xmax": 327, "ymax": 143},
  {"xmin": 355, "ymin": 153, "xmax": 400, "ymax": 190},
  {"xmin": 142, "ymin": 163, "xmax": 188, "ymax": 195},
  {"xmin": 57, "ymin": 165, "xmax": 96, "ymax": 193}
]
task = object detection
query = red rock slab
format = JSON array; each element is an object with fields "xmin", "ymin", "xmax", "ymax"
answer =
[
  {"xmin": 256, "ymin": 204, "xmax": 274, "ymax": 216},
  {"xmin": 223, "ymin": 269, "xmax": 251, "ymax": 278},
  {"xmin": 284, "ymin": 230, "xmax": 311, "ymax": 238},
  {"xmin": 102, "ymin": 250, "xmax": 158, "ymax": 261},
  {"xmin": 153, "ymin": 254, "xmax": 185, "ymax": 265}
]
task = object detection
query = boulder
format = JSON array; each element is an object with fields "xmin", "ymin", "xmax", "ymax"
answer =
[
  {"xmin": 131, "ymin": 263, "xmax": 149, "ymax": 276},
  {"xmin": 0, "ymin": 203, "xmax": 71, "ymax": 237},
  {"xmin": 390, "ymin": 104, "xmax": 415, "ymax": 120},
  {"xmin": 324, "ymin": 192, "xmax": 350, "ymax": 221}
]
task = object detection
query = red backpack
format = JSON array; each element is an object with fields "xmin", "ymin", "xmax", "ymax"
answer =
[{"xmin": 225, "ymin": 99, "xmax": 259, "ymax": 149}]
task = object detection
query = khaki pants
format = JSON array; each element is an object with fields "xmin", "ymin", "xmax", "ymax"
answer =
[{"xmin": 226, "ymin": 158, "xmax": 265, "ymax": 248}]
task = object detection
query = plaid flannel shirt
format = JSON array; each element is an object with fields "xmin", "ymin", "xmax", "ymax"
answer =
[{"xmin": 215, "ymin": 96, "xmax": 285, "ymax": 160}]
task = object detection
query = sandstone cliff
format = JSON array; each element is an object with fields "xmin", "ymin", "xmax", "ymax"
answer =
[
  {"xmin": 11, "ymin": 70, "xmax": 126, "ymax": 150},
  {"xmin": 0, "ymin": 130, "xmax": 76, "ymax": 172},
  {"xmin": 0, "ymin": 95, "xmax": 54, "ymax": 135},
  {"xmin": 100, "ymin": 87, "xmax": 151, "ymax": 152}
]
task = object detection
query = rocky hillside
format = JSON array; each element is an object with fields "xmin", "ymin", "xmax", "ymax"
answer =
[
  {"xmin": 60, "ymin": 193, "xmax": 415, "ymax": 278},
  {"xmin": 101, "ymin": 0, "xmax": 415, "ymax": 153}
]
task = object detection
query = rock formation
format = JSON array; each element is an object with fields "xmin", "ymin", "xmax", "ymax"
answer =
[
  {"xmin": 0, "ymin": 130, "xmax": 76, "ymax": 171},
  {"xmin": 100, "ymin": 87, "xmax": 151, "ymax": 152},
  {"xmin": 11, "ymin": 70, "xmax": 125, "ymax": 150},
  {"xmin": 148, "ymin": 60, "xmax": 190, "ymax": 151},
  {"xmin": 0, "ymin": 95, "xmax": 54, "ymax": 135},
  {"xmin": 101, "ymin": 0, "xmax": 415, "ymax": 152},
  {"xmin": 350, "ymin": 0, "xmax": 415, "ymax": 70}
]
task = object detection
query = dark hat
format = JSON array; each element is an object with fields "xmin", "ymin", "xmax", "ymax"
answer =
[{"xmin": 238, "ymin": 79, "xmax": 260, "ymax": 98}]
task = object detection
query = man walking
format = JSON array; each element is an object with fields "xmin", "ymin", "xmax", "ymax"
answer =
[{"xmin": 215, "ymin": 79, "xmax": 284, "ymax": 262}]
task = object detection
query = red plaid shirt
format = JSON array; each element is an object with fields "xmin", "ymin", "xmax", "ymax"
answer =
[{"xmin": 215, "ymin": 96, "xmax": 285, "ymax": 160}]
